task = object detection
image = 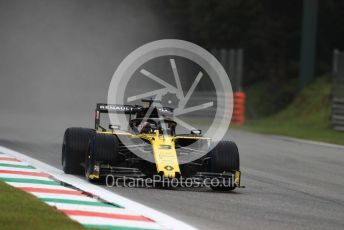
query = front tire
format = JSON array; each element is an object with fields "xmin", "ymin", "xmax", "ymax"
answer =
[
  {"xmin": 209, "ymin": 141, "xmax": 239, "ymax": 191},
  {"xmin": 62, "ymin": 127, "xmax": 94, "ymax": 175},
  {"xmin": 85, "ymin": 133, "xmax": 119, "ymax": 182}
]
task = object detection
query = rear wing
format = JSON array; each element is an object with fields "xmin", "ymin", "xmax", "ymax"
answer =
[
  {"xmin": 95, "ymin": 103, "xmax": 174, "ymax": 131},
  {"xmin": 95, "ymin": 103, "xmax": 139, "ymax": 130},
  {"xmin": 96, "ymin": 104, "xmax": 135, "ymax": 114}
]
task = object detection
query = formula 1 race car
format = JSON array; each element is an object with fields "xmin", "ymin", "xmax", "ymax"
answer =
[{"xmin": 62, "ymin": 100, "xmax": 242, "ymax": 191}]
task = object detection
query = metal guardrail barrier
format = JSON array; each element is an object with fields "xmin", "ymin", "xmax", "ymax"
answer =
[{"xmin": 331, "ymin": 49, "xmax": 344, "ymax": 131}]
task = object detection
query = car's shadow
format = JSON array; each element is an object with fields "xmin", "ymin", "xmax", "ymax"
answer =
[
  {"xmin": 103, "ymin": 183, "xmax": 241, "ymax": 194},
  {"xmin": 83, "ymin": 177, "xmax": 243, "ymax": 194}
]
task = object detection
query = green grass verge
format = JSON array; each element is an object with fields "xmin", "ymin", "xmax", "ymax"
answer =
[
  {"xmin": 0, "ymin": 181, "xmax": 85, "ymax": 230},
  {"xmin": 238, "ymin": 76, "xmax": 344, "ymax": 145}
]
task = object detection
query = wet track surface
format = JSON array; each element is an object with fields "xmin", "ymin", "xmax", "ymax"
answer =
[{"xmin": 1, "ymin": 128, "xmax": 344, "ymax": 230}]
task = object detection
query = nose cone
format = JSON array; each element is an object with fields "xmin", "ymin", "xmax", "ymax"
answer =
[{"xmin": 151, "ymin": 136, "xmax": 180, "ymax": 178}]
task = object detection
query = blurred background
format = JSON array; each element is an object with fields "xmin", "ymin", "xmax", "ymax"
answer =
[
  {"xmin": 1, "ymin": 0, "xmax": 344, "ymax": 147},
  {"xmin": 163, "ymin": 0, "xmax": 344, "ymax": 144}
]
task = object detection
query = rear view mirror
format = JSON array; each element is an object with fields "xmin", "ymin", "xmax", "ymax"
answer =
[
  {"xmin": 191, "ymin": 130, "xmax": 201, "ymax": 135},
  {"xmin": 109, "ymin": 124, "xmax": 120, "ymax": 130}
]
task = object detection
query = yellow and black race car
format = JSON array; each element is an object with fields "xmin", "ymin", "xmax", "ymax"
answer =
[{"xmin": 62, "ymin": 100, "xmax": 242, "ymax": 191}]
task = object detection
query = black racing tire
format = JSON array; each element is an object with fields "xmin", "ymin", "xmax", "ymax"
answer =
[
  {"xmin": 62, "ymin": 127, "xmax": 95, "ymax": 175},
  {"xmin": 85, "ymin": 133, "xmax": 119, "ymax": 182},
  {"xmin": 210, "ymin": 141, "xmax": 239, "ymax": 172},
  {"xmin": 209, "ymin": 141, "xmax": 239, "ymax": 191}
]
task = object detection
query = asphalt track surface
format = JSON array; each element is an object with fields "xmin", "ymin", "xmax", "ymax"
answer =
[{"xmin": 1, "ymin": 127, "xmax": 344, "ymax": 230}]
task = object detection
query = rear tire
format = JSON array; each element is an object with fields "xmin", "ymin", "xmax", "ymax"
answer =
[
  {"xmin": 85, "ymin": 133, "xmax": 119, "ymax": 182},
  {"xmin": 62, "ymin": 127, "xmax": 95, "ymax": 175},
  {"xmin": 209, "ymin": 141, "xmax": 239, "ymax": 191}
]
